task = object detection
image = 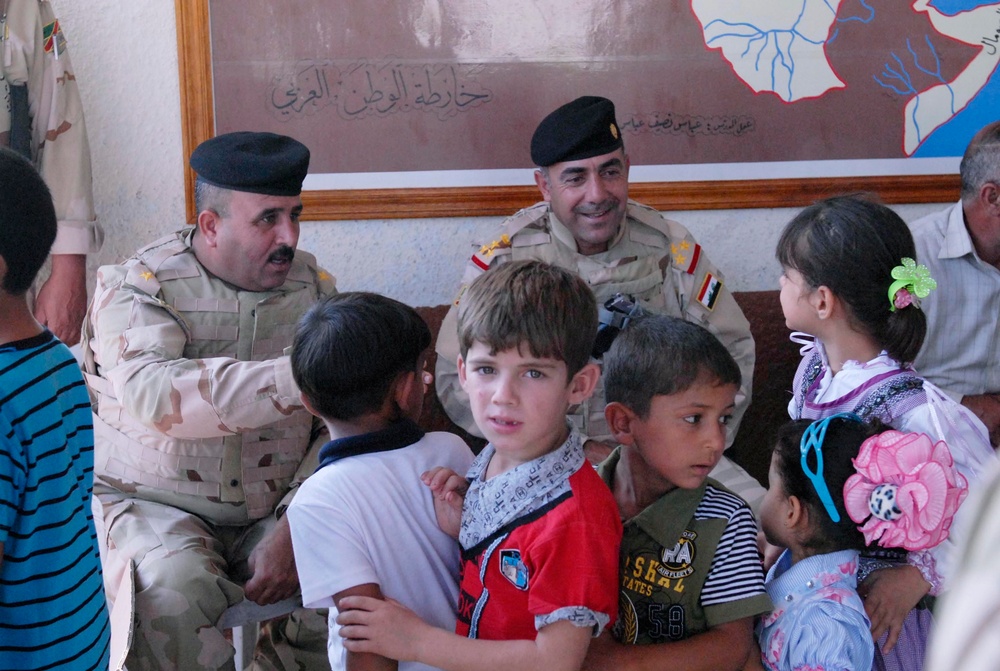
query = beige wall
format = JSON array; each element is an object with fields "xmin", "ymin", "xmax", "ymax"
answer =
[{"xmin": 55, "ymin": 1, "xmax": 947, "ymax": 308}]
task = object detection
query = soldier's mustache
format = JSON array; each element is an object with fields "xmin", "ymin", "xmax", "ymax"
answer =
[
  {"xmin": 268, "ymin": 246, "xmax": 295, "ymax": 264},
  {"xmin": 575, "ymin": 198, "xmax": 619, "ymax": 216}
]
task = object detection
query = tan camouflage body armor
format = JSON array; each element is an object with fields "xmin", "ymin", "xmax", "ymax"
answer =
[
  {"xmin": 82, "ymin": 230, "xmax": 335, "ymax": 671},
  {"xmin": 436, "ymin": 200, "xmax": 766, "ymax": 510}
]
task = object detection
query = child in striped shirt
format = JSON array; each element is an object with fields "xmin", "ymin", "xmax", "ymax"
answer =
[
  {"xmin": 0, "ymin": 148, "xmax": 110, "ymax": 669},
  {"xmin": 588, "ymin": 315, "xmax": 772, "ymax": 671}
]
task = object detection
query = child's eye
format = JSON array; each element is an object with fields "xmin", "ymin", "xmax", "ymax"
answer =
[
  {"xmin": 720, "ymin": 414, "xmax": 732, "ymax": 426},
  {"xmin": 475, "ymin": 366, "xmax": 495, "ymax": 376},
  {"xmin": 525, "ymin": 369, "xmax": 544, "ymax": 379},
  {"xmin": 683, "ymin": 415, "xmax": 701, "ymax": 425}
]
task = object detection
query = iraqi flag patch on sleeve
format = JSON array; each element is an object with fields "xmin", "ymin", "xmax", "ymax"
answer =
[{"xmin": 697, "ymin": 273, "xmax": 722, "ymax": 311}]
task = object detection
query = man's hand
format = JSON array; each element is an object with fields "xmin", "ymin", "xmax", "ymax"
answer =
[
  {"xmin": 961, "ymin": 393, "xmax": 1000, "ymax": 447},
  {"xmin": 422, "ymin": 467, "xmax": 467, "ymax": 539},
  {"xmin": 244, "ymin": 514, "xmax": 300, "ymax": 605},
  {"xmin": 33, "ymin": 254, "xmax": 88, "ymax": 346},
  {"xmin": 859, "ymin": 565, "xmax": 930, "ymax": 654}
]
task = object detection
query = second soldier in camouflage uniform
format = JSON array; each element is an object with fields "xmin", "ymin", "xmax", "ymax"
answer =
[
  {"xmin": 83, "ymin": 133, "xmax": 334, "ymax": 671},
  {"xmin": 435, "ymin": 96, "xmax": 766, "ymax": 511},
  {"xmin": 1, "ymin": 0, "xmax": 101, "ymax": 344}
]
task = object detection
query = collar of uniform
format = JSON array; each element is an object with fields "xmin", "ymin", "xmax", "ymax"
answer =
[
  {"xmin": 941, "ymin": 201, "xmax": 977, "ymax": 261},
  {"xmin": 547, "ymin": 207, "xmax": 628, "ymax": 255},
  {"xmin": 315, "ymin": 419, "xmax": 425, "ymax": 470},
  {"xmin": 180, "ymin": 225, "xmax": 197, "ymax": 249}
]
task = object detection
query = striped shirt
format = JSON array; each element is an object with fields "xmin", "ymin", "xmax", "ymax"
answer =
[
  {"xmin": 697, "ymin": 484, "xmax": 768, "ymax": 607},
  {"xmin": 910, "ymin": 202, "xmax": 1000, "ymax": 401},
  {"xmin": 602, "ymin": 446, "xmax": 771, "ymax": 644},
  {"xmin": 0, "ymin": 331, "xmax": 110, "ymax": 670}
]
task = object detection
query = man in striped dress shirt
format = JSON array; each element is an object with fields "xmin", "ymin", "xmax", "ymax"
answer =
[
  {"xmin": 911, "ymin": 121, "xmax": 1000, "ymax": 447},
  {"xmin": 0, "ymin": 147, "xmax": 110, "ymax": 669}
]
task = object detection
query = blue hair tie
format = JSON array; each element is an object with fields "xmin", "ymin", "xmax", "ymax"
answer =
[{"xmin": 800, "ymin": 413, "xmax": 863, "ymax": 523}]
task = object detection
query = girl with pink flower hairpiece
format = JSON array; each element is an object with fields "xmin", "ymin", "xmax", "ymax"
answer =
[
  {"xmin": 774, "ymin": 195, "xmax": 996, "ymax": 670},
  {"xmin": 748, "ymin": 415, "xmax": 967, "ymax": 671}
]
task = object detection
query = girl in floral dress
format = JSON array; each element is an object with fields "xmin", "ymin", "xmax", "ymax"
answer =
[
  {"xmin": 753, "ymin": 416, "xmax": 967, "ymax": 671},
  {"xmin": 774, "ymin": 195, "xmax": 996, "ymax": 670}
]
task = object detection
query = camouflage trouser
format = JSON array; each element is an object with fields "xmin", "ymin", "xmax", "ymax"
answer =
[{"xmin": 94, "ymin": 488, "xmax": 330, "ymax": 671}]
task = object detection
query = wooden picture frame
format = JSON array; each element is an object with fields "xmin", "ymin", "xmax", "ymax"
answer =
[{"xmin": 175, "ymin": 0, "xmax": 959, "ymax": 223}]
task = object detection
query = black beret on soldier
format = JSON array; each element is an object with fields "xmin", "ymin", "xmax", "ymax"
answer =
[
  {"xmin": 530, "ymin": 96, "xmax": 624, "ymax": 167},
  {"xmin": 190, "ymin": 132, "xmax": 310, "ymax": 197}
]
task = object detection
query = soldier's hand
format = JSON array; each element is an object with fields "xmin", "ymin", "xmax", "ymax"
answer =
[
  {"xmin": 244, "ymin": 514, "xmax": 300, "ymax": 605},
  {"xmin": 33, "ymin": 254, "xmax": 88, "ymax": 346}
]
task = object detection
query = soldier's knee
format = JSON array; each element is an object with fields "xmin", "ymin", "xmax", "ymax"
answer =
[{"xmin": 133, "ymin": 547, "xmax": 241, "ymax": 621}]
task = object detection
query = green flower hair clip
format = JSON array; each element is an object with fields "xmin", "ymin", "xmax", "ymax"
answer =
[{"xmin": 888, "ymin": 257, "xmax": 937, "ymax": 311}]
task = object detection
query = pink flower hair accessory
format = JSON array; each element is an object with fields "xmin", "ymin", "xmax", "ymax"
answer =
[
  {"xmin": 892, "ymin": 287, "xmax": 914, "ymax": 310},
  {"xmin": 843, "ymin": 430, "xmax": 968, "ymax": 551}
]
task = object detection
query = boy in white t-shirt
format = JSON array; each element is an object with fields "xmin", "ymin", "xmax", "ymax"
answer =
[{"xmin": 287, "ymin": 292, "xmax": 474, "ymax": 671}]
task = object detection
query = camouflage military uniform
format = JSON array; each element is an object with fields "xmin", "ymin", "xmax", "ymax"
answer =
[
  {"xmin": 1, "ymin": 0, "xmax": 100, "ymax": 255},
  {"xmin": 435, "ymin": 200, "xmax": 765, "ymax": 510},
  {"xmin": 82, "ymin": 229, "xmax": 335, "ymax": 671}
]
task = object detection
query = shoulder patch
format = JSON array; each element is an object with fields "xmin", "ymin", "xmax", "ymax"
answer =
[
  {"xmin": 123, "ymin": 262, "xmax": 162, "ymax": 296},
  {"xmin": 471, "ymin": 234, "xmax": 512, "ymax": 271},
  {"xmin": 43, "ymin": 19, "xmax": 67, "ymax": 56},
  {"xmin": 695, "ymin": 272, "xmax": 722, "ymax": 311},
  {"xmin": 625, "ymin": 201, "xmax": 703, "ymax": 275},
  {"xmin": 671, "ymin": 240, "xmax": 702, "ymax": 275}
]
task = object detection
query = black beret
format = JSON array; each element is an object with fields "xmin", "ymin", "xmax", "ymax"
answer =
[
  {"xmin": 190, "ymin": 132, "xmax": 310, "ymax": 197},
  {"xmin": 530, "ymin": 96, "xmax": 623, "ymax": 167}
]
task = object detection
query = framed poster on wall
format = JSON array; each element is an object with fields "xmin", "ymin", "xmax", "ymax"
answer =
[{"xmin": 176, "ymin": 0, "xmax": 1000, "ymax": 221}]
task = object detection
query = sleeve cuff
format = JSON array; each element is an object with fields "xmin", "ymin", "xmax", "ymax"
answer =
[
  {"xmin": 273, "ymin": 355, "xmax": 301, "ymax": 405},
  {"xmin": 52, "ymin": 218, "xmax": 103, "ymax": 255}
]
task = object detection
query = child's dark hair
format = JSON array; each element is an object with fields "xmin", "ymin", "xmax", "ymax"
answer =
[
  {"xmin": 0, "ymin": 148, "xmax": 57, "ymax": 294},
  {"xmin": 604, "ymin": 315, "xmax": 741, "ymax": 418},
  {"xmin": 291, "ymin": 292, "xmax": 431, "ymax": 421},
  {"xmin": 776, "ymin": 194, "xmax": 926, "ymax": 364},
  {"xmin": 457, "ymin": 260, "xmax": 597, "ymax": 378},
  {"xmin": 773, "ymin": 417, "xmax": 883, "ymax": 553}
]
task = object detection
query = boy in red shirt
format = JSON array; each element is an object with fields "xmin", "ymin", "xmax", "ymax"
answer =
[{"xmin": 337, "ymin": 260, "xmax": 622, "ymax": 671}]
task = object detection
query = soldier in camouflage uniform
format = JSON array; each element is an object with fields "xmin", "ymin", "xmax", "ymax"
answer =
[
  {"xmin": 1, "ymin": 0, "xmax": 100, "ymax": 345},
  {"xmin": 435, "ymin": 96, "xmax": 766, "ymax": 511},
  {"xmin": 82, "ymin": 133, "xmax": 334, "ymax": 671}
]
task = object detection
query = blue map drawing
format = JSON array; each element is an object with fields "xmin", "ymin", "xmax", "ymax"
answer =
[
  {"xmin": 914, "ymin": 0, "xmax": 1000, "ymax": 156},
  {"xmin": 929, "ymin": 0, "xmax": 994, "ymax": 15},
  {"xmin": 914, "ymin": 65, "xmax": 1000, "ymax": 156}
]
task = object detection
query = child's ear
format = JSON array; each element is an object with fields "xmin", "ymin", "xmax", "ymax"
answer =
[
  {"xmin": 605, "ymin": 402, "xmax": 637, "ymax": 446},
  {"xmin": 567, "ymin": 362, "xmax": 600, "ymax": 404},
  {"xmin": 811, "ymin": 285, "xmax": 836, "ymax": 320},
  {"xmin": 457, "ymin": 354, "xmax": 468, "ymax": 388},
  {"xmin": 299, "ymin": 391, "xmax": 320, "ymax": 418},
  {"xmin": 392, "ymin": 370, "xmax": 421, "ymax": 417},
  {"xmin": 786, "ymin": 494, "xmax": 808, "ymax": 530}
]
